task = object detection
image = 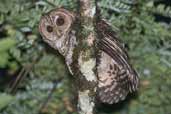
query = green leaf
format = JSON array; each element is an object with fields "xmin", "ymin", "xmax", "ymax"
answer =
[
  {"xmin": 0, "ymin": 93, "xmax": 14, "ymax": 110},
  {"xmin": 0, "ymin": 52, "xmax": 10, "ymax": 68},
  {"xmin": 0, "ymin": 38, "xmax": 16, "ymax": 52}
]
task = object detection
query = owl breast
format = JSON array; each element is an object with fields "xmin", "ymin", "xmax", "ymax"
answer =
[{"xmin": 64, "ymin": 30, "xmax": 77, "ymax": 75}]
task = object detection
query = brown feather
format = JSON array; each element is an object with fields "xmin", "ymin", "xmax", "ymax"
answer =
[{"xmin": 96, "ymin": 19, "xmax": 139, "ymax": 104}]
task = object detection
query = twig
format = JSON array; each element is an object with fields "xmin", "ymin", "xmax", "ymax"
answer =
[
  {"xmin": 8, "ymin": 63, "xmax": 34, "ymax": 94},
  {"xmin": 38, "ymin": 78, "xmax": 62, "ymax": 113},
  {"xmin": 7, "ymin": 55, "xmax": 39, "ymax": 94}
]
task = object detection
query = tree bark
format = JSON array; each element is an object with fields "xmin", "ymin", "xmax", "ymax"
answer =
[{"xmin": 72, "ymin": 0, "xmax": 98, "ymax": 114}]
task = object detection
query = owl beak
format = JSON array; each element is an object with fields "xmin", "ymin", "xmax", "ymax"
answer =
[{"xmin": 55, "ymin": 29, "xmax": 61, "ymax": 37}]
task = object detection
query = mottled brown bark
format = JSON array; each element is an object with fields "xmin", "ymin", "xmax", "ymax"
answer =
[{"xmin": 72, "ymin": 0, "xmax": 98, "ymax": 114}]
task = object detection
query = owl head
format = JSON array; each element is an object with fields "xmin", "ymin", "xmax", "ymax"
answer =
[{"xmin": 39, "ymin": 8, "xmax": 75, "ymax": 55}]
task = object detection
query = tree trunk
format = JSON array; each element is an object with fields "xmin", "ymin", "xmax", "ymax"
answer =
[{"xmin": 72, "ymin": 0, "xmax": 98, "ymax": 114}]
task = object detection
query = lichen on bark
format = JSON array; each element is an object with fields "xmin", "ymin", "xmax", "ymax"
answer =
[{"xmin": 71, "ymin": 0, "xmax": 98, "ymax": 114}]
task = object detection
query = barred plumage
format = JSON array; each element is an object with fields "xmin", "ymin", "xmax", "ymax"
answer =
[{"xmin": 96, "ymin": 20, "xmax": 139, "ymax": 104}]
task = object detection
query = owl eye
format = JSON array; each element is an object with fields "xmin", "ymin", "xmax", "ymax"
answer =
[
  {"xmin": 46, "ymin": 25, "xmax": 53, "ymax": 33},
  {"xmin": 56, "ymin": 17, "xmax": 65, "ymax": 26}
]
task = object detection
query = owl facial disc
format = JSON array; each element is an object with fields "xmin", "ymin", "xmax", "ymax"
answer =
[{"xmin": 39, "ymin": 8, "xmax": 75, "ymax": 55}]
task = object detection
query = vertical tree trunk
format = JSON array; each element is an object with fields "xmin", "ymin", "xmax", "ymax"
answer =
[{"xmin": 72, "ymin": 0, "xmax": 98, "ymax": 114}]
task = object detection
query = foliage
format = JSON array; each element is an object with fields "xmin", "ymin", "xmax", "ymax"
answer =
[
  {"xmin": 0, "ymin": 93, "xmax": 14, "ymax": 110},
  {"xmin": 0, "ymin": 0, "xmax": 171, "ymax": 114}
]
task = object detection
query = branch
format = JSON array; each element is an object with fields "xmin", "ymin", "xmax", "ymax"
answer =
[{"xmin": 72, "ymin": 0, "xmax": 98, "ymax": 114}]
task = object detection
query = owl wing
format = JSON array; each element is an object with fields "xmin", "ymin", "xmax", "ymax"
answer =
[{"xmin": 96, "ymin": 20, "xmax": 139, "ymax": 104}]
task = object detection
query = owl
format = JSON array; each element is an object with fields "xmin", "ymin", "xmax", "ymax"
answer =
[{"xmin": 39, "ymin": 8, "xmax": 139, "ymax": 104}]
